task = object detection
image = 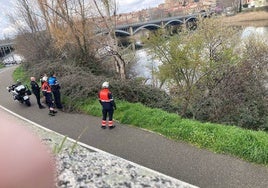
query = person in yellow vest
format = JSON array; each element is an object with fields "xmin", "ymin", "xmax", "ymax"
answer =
[{"xmin": 98, "ymin": 81, "xmax": 116, "ymax": 129}]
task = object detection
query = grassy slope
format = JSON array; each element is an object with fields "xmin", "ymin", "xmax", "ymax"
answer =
[{"xmin": 80, "ymin": 99, "xmax": 268, "ymax": 166}]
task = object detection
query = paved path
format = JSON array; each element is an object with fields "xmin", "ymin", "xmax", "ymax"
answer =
[
  {"xmin": 1, "ymin": 66, "xmax": 268, "ymax": 188},
  {"xmin": 0, "ymin": 105, "xmax": 198, "ymax": 188}
]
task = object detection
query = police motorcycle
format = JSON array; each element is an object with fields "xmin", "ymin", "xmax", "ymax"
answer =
[{"xmin": 7, "ymin": 81, "xmax": 32, "ymax": 107}]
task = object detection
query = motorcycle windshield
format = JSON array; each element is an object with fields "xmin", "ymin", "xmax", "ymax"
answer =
[{"xmin": 15, "ymin": 85, "xmax": 26, "ymax": 91}]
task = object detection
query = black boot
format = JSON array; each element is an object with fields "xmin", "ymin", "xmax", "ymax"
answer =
[{"xmin": 49, "ymin": 110, "xmax": 55, "ymax": 116}]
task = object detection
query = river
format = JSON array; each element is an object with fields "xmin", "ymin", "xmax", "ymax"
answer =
[
  {"xmin": 241, "ymin": 26, "xmax": 268, "ymax": 38},
  {"xmin": 134, "ymin": 26, "xmax": 268, "ymax": 83}
]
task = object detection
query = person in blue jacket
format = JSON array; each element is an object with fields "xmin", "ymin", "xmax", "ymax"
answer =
[{"xmin": 48, "ymin": 72, "xmax": 63, "ymax": 109}]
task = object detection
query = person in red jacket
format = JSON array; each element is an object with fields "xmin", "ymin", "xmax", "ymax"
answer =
[
  {"xmin": 41, "ymin": 76, "xmax": 57, "ymax": 116},
  {"xmin": 98, "ymin": 81, "xmax": 116, "ymax": 129}
]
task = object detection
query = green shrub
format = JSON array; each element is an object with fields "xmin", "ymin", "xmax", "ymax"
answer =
[
  {"xmin": 0, "ymin": 63, "xmax": 5, "ymax": 69},
  {"xmin": 22, "ymin": 60, "xmax": 177, "ymax": 113},
  {"xmin": 193, "ymin": 61, "xmax": 268, "ymax": 131}
]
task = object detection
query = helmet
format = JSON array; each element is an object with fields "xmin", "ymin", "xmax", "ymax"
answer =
[
  {"xmin": 42, "ymin": 76, "xmax": 48, "ymax": 82},
  {"xmin": 102, "ymin": 81, "xmax": 109, "ymax": 88}
]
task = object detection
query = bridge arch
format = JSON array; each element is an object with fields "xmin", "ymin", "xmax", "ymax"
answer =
[
  {"xmin": 185, "ymin": 16, "xmax": 198, "ymax": 30},
  {"xmin": 164, "ymin": 19, "xmax": 184, "ymax": 28},
  {"xmin": 0, "ymin": 43, "xmax": 14, "ymax": 58},
  {"xmin": 133, "ymin": 24, "xmax": 161, "ymax": 35},
  {"xmin": 185, "ymin": 16, "xmax": 198, "ymax": 23},
  {"xmin": 115, "ymin": 30, "xmax": 131, "ymax": 37}
]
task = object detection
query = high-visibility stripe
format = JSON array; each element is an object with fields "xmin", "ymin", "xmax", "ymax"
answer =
[
  {"xmin": 102, "ymin": 120, "xmax": 106, "ymax": 126},
  {"xmin": 108, "ymin": 121, "xmax": 113, "ymax": 126},
  {"xmin": 100, "ymin": 99, "xmax": 111, "ymax": 102}
]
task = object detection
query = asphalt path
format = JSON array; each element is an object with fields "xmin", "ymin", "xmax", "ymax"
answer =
[{"xmin": 1, "ymin": 66, "xmax": 268, "ymax": 188}]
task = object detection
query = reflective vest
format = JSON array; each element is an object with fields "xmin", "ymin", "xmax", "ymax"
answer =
[
  {"xmin": 99, "ymin": 88, "xmax": 112, "ymax": 102},
  {"xmin": 41, "ymin": 81, "xmax": 52, "ymax": 93}
]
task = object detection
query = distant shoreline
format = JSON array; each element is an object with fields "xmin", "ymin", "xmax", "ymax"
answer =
[{"xmin": 221, "ymin": 11, "xmax": 268, "ymax": 27}]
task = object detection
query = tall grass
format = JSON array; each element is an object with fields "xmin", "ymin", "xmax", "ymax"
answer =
[
  {"xmin": 80, "ymin": 99, "xmax": 268, "ymax": 166},
  {"xmin": 13, "ymin": 66, "xmax": 27, "ymax": 81}
]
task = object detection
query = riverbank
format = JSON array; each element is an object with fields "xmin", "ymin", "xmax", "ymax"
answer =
[{"xmin": 221, "ymin": 10, "xmax": 268, "ymax": 27}]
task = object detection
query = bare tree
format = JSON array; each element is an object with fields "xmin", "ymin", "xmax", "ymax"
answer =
[
  {"xmin": 36, "ymin": 0, "xmax": 98, "ymax": 64},
  {"xmin": 11, "ymin": 0, "xmax": 131, "ymax": 78},
  {"xmin": 9, "ymin": 0, "xmax": 54, "ymax": 61},
  {"xmin": 93, "ymin": 0, "xmax": 128, "ymax": 79},
  {"xmin": 17, "ymin": 0, "xmax": 41, "ymax": 33}
]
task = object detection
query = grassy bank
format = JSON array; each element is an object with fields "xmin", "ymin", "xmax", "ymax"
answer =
[{"xmin": 79, "ymin": 99, "xmax": 268, "ymax": 166}]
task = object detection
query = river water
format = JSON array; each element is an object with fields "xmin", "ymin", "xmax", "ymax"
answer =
[
  {"xmin": 241, "ymin": 26, "xmax": 268, "ymax": 38},
  {"xmin": 134, "ymin": 26, "xmax": 268, "ymax": 83}
]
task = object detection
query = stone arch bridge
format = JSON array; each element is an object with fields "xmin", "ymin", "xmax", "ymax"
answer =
[
  {"xmin": 0, "ymin": 42, "xmax": 14, "ymax": 58},
  {"xmin": 0, "ymin": 13, "xmax": 208, "ymax": 55},
  {"xmin": 107, "ymin": 12, "xmax": 208, "ymax": 48},
  {"xmin": 114, "ymin": 13, "xmax": 205, "ymax": 37}
]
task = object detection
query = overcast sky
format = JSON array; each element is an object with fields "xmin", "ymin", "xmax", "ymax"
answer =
[
  {"xmin": 0, "ymin": 0, "xmax": 164, "ymax": 39},
  {"xmin": 0, "ymin": 0, "xmax": 15, "ymax": 39},
  {"xmin": 117, "ymin": 0, "xmax": 164, "ymax": 13}
]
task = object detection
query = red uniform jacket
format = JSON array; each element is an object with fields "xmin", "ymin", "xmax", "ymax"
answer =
[
  {"xmin": 98, "ymin": 88, "xmax": 116, "ymax": 110},
  {"xmin": 41, "ymin": 81, "xmax": 52, "ymax": 93}
]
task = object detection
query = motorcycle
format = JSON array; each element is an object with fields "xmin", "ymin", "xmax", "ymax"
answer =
[{"xmin": 7, "ymin": 83, "xmax": 32, "ymax": 106}]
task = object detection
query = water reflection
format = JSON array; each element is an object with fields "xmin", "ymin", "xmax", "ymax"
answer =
[{"xmin": 135, "ymin": 49, "xmax": 161, "ymax": 84}]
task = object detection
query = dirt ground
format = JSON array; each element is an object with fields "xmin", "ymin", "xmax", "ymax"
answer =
[{"xmin": 221, "ymin": 11, "xmax": 268, "ymax": 27}]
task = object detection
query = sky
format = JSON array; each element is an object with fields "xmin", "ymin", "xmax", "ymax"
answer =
[
  {"xmin": 0, "ymin": 0, "xmax": 164, "ymax": 39},
  {"xmin": 117, "ymin": 0, "xmax": 165, "ymax": 13},
  {"xmin": 0, "ymin": 0, "xmax": 16, "ymax": 39}
]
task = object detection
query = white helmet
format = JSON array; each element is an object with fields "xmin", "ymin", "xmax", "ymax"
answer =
[
  {"xmin": 42, "ymin": 76, "xmax": 48, "ymax": 82},
  {"xmin": 102, "ymin": 81, "xmax": 109, "ymax": 88}
]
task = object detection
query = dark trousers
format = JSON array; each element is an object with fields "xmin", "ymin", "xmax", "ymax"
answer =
[
  {"xmin": 52, "ymin": 89, "xmax": 62, "ymax": 109},
  {"xmin": 33, "ymin": 92, "xmax": 42, "ymax": 107},
  {"xmin": 45, "ymin": 93, "xmax": 54, "ymax": 108},
  {"xmin": 102, "ymin": 109, "xmax": 114, "ymax": 121}
]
